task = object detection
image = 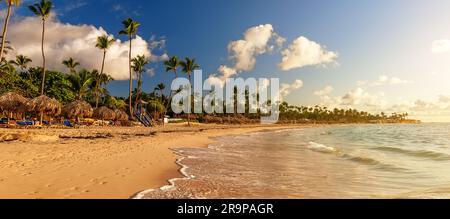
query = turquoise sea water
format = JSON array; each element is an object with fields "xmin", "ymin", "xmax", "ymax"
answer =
[{"xmin": 139, "ymin": 123, "xmax": 450, "ymax": 199}]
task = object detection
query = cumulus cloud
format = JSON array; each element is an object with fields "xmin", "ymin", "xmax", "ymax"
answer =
[
  {"xmin": 279, "ymin": 36, "xmax": 338, "ymax": 71},
  {"xmin": 3, "ymin": 15, "xmax": 163, "ymax": 80},
  {"xmin": 314, "ymin": 85, "xmax": 333, "ymax": 96},
  {"xmin": 431, "ymin": 39, "xmax": 450, "ymax": 54},
  {"xmin": 218, "ymin": 24, "xmax": 285, "ymax": 79},
  {"xmin": 280, "ymin": 79, "xmax": 303, "ymax": 98},
  {"xmin": 316, "ymin": 86, "xmax": 387, "ymax": 112},
  {"xmin": 369, "ymin": 75, "xmax": 412, "ymax": 86}
]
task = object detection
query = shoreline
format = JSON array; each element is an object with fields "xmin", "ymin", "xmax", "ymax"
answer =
[{"xmin": 0, "ymin": 124, "xmax": 307, "ymax": 199}]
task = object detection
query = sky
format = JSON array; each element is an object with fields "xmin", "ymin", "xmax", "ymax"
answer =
[{"xmin": 3, "ymin": 0, "xmax": 450, "ymax": 122}]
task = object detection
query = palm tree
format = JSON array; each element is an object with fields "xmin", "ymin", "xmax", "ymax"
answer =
[
  {"xmin": 179, "ymin": 57, "xmax": 200, "ymax": 125},
  {"xmin": 164, "ymin": 56, "xmax": 180, "ymax": 79},
  {"xmin": 155, "ymin": 83, "xmax": 166, "ymax": 102},
  {"xmin": 62, "ymin": 57, "xmax": 80, "ymax": 74},
  {"xmin": 29, "ymin": 0, "xmax": 52, "ymax": 95},
  {"xmin": 0, "ymin": 0, "xmax": 21, "ymax": 62},
  {"xmin": 131, "ymin": 55, "xmax": 149, "ymax": 110},
  {"xmin": 9, "ymin": 55, "xmax": 32, "ymax": 72},
  {"xmin": 0, "ymin": 37, "xmax": 13, "ymax": 62},
  {"xmin": 119, "ymin": 18, "xmax": 140, "ymax": 117},
  {"xmin": 91, "ymin": 70, "xmax": 113, "ymax": 107},
  {"xmin": 66, "ymin": 69, "xmax": 93, "ymax": 100},
  {"xmin": 94, "ymin": 35, "xmax": 114, "ymax": 107}
]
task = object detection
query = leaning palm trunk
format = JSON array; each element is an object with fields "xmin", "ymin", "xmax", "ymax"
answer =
[
  {"xmin": 0, "ymin": 3, "xmax": 12, "ymax": 62},
  {"xmin": 128, "ymin": 35, "xmax": 133, "ymax": 118}
]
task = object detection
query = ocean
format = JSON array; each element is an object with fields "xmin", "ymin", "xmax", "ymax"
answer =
[{"xmin": 137, "ymin": 123, "xmax": 450, "ymax": 199}]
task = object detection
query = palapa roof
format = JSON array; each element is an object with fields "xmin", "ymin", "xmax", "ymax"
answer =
[
  {"xmin": 27, "ymin": 95, "xmax": 62, "ymax": 116},
  {"xmin": 93, "ymin": 106, "xmax": 116, "ymax": 120},
  {"xmin": 62, "ymin": 100, "xmax": 93, "ymax": 118},
  {"xmin": 114, "ymin": 109, "xmax": 129, "ymax": 121},
  {"xmin": 0, "ymin": 92, "xmax": 29, "ymax": 112}
]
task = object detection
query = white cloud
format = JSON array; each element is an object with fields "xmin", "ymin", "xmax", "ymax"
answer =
[
  {"xmin": 279, "ymin": 36, "xmax": 338, "ymax": 71},
  {"xmin": 432, "ymin": 39, "xmax": 450, "ymax": 53},
  {"xmin": 218, "ymin": 24, "xmax": 284, "ymax": 79},
  {"xmin": 370, "ymin": 75, "xmax": 412, "ymax": 86},
  {"xmin": 280, "ymin": 79, "xmax": 303, "ymax": 98},
  {"xmin": 3, "ymin": 15, "xmax": 157, "ymax": 80},
  {"xmin": 316, "ymin": 86, "xmax": 387, "ymax": 112},
  {"xmin": 218, "ymin": 65, "xmax": 237, "ymax": 80},
  {"xmin": 314, "ymin": 85, "xmax": 334, "ymax": 96}
]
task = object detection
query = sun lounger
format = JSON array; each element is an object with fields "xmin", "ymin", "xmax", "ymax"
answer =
[{"xmin": 64, "ymin": 120, "xmax": 74, "ymax": 127}]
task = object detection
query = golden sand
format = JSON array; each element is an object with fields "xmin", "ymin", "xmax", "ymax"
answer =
[{"xmin": 0, "ymin": 123, "xmax": 302, "ymax": 199}]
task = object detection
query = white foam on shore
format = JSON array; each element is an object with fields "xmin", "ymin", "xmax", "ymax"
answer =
[
  {"xmin": 131, "ymin": 149, "xmax": 193, "ymax": 199},
  {"xmin": 307, "ymin": 142, "xmax": 338, "ymax": 153}
]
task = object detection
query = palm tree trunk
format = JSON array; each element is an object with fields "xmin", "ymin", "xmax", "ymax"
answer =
[
  {"xmin": 163, "ymin": 70, "xmax": 178, "ymax": 125},
  {"xmin": 97, "ymin": 50, "xmax": 107, "ymax": 108},
  {"xmin": 134, "ymin": 72, "xmax": 142, "ymax": 110},
  {"xmin": 128, "ymin": 35, "xmax": 133, "ymax": 118},
  {"xmin": 187, "ymin": 74, "xmax": 191, "ymax": 126},
  {"xmin": 40, "ymin": 19, "xmax": 47, "ymax": 125},
  {"xmin": 40, "ymin": 19, "xmax": 46, "ymax": 95},
  {"xmin": 0, "ymin": 3, "xmax": 12, "ymax": 62}
]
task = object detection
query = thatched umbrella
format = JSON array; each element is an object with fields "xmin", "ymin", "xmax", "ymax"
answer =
[
  {"xmin": 62, "ymin": 100, "xmax": 93, "ymax": 121},
  {"xmin": 27, "ymin": 95, "xmax": 62, "ymax": 124},
  {"xmin": 93, "ymin": 106, "xmax": 115, "ymax": 120},
  {"xmin": 114, "ymin": 109, "xmax": 129, "ymax": 121},
  {"xmin": 0, "ymin": 92, "xmax": 28, "ymax": 120}
]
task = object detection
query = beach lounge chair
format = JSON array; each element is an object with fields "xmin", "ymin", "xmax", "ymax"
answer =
[{"xmin": 64, "ymin": 120, "xmax": 74, "ymax": 127}]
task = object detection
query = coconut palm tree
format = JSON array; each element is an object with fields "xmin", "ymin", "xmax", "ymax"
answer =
[
  {"xmin": 9, "ymin": 55, "xmax": 32, "ymax": 72},
  {"xmin": 0, "ymin": 37, "xmax": 13, "ymax": 63},
  {"xmin": 119, "ymin": 18, "xmax": 140, "ymax": 117},
  {"xmin": 66, "ymin": 69, "xmax": 93, "ymax": 101},
  {"xmin": 164, "ymin": 56, "xmax": 180, "ymax": 79},
  {"xmin": 179, "ymin": 57, "xmax": 200, "ymax": 125},
  {"xmin": 28, "ymin": 0, "xmax": 53, "ymax": 95},
  {"xmin": 0, "ymin": 0, "xmax": 21, "ymax": 62},
  {"xmin": 155, "ymin": 83, "xmax": 165, "ymax": 102},
  {"xmin": 62, "ymin": 57, "xmax": 80, "ymax": 74},
  {"xmin": 91, "ymin": 69, "xmax": 113, "ymax": 108},
  {"xmin": 131, "ymin": 54, "xmax": 149, "ymax": 109},
  {"xmin": 94, "ymin": 35, "xmax": 114, "ymax": 107}
]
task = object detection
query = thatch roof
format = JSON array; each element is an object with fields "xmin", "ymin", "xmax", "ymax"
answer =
[
  {"xmin": 93, "ymin": 106, "xmax": 115, "ymax": 120},
  {"xmin": 27, "ymin": 95, "xmax": 62, "ymax": 116},
  {"xmin": 62, "ymin": 100, "xmax": 93, "ymax": 118},
  {"xmin": 114, "ymin": 109, "xmax": 129, "ymax": 121},
  {"xmin": 0, "ymin": 92, "xmax": 28, "ymax": 112}
]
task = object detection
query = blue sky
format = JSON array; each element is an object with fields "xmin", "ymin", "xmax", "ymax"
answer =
[{"xmin": 7, "ymin": 0, "xmax": 450, "ymax": 121}]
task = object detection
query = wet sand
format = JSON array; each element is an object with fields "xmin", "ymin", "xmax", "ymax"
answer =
[{"xmin": 0, "ymin": 123, "xmax": 304, "ymax": 199}]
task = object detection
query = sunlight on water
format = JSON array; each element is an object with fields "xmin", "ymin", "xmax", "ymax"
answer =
[{"xmin": 141, "ymin": 124, "xmax": 450, "ymax": 199}]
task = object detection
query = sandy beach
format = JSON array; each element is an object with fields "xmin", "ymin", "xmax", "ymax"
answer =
[{"xmin": 0, "ymin": 124, "xmax": 302, "ymax": 199}]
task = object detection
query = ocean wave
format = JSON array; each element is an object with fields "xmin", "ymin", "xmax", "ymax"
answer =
[
  {"xmin": 307, "ymin": 142, "xmax": 338, "ymax": 153},
  {"xmin": 373, "ymin": 146, "xmax": 450, "ymax": 161},
  {"xmin": 307, "ymin": 142, "xmax": 408, "ymax": 172}
]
